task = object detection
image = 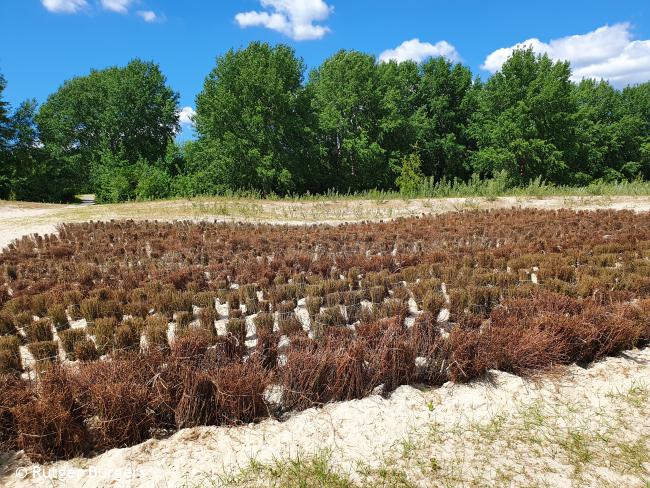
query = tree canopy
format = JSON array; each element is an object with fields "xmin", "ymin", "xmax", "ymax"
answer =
[
  {"xmin": 1, "ymin": 44, "xmax": 650, "ymax": 202},
  {"xmin": 193, "ymin": 42, "xmax": 316, "ymax": 195},
  {"xmin": 36, "ymin": 59, "xmax": 179, "ymax": 201}
]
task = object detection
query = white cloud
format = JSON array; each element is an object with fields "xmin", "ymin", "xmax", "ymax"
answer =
[
  {"xmin": 137, "ymin": 10, "xmax": 158, "ymax": 23},
  {"xmin": 178, "ymin": 107, "xmax": 196, "ymax": 126},
  {"xmin": 379, "ymin": 39, "xmax": 461, "ymax": 64},
  {"xmin": 100, "ymin": 0, "xmax": 133, "ymax": 14},
  {"xmin": 235, "ymin": 0, "xmax": 333, "ymax": 41},
  {"xmin": 482, "ymin": 23, "xmax": 650, "ymax": 87},
  {"xmin": 41, "ymin": 0, "xmax": 87, "ymax": 13}
]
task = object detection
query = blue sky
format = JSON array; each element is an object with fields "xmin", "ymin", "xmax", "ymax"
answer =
[{"xmin": 1, "ymin": 0, "xmax": 649, "ymax": 139}]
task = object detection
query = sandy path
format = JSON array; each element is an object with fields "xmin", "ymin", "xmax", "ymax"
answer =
[
  {"xmin": 3, "ymin": 195, "xmax": 650, "ymax": 249},
  {"xmin": 2, "ymin": 347, "xmax": 648, "ymax": 487}
]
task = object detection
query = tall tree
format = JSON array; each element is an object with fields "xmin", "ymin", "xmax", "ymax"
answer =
[
  {"xmin": 37, "ymin": 60, "xmax": 179, "ymax": 200},
  {"xmin": 572, "ymin": 79, "xmax": 647, "ymax": 182},
  {"xmin": 376, "ymin": 60, "xmax": 419, "ymax": 181},
  {"xmin": 412, "ymin": 57, "xmax": 477, "ymax": 181},
  {"xmin": 194, "ymin": 42, "xmax": 316, "ymax": 195},
  {"xmin": 468, "ymin": 48, "xmax": 577, "ymax": 185},
  {"xmin": 0, "ymin": 73, "xmax": 15, "ymax": 198},
  {"xmin": 309, "ymin": 50, "xmax": 387, "ymax": 191},
  {"xmin": 621, "ymin": 82, "xmax": 650, "ymax": 179}
]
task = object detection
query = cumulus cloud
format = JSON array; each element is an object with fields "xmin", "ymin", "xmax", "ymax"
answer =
[
  {"xmin": 379, "ymin": 39, "xmax": 461, "ymax": 64},
  {"xmin": 137, "ymin": 10, "xmax": 159, "ymax": 23},
  {"xmin": 100, "ymin": 0, "xmax": 133, "ymax": 14},
  {"xmin": 235, "ymin": 0, "xmax": 333, "ymax": 41},
  {"xmin": 41, "ymin": 0, "xmax": 87, "ymax": 13},
  {"xmin": 178, "ymin": 107, "xmax": 196, "ymax": 126},
  {"xmin": 482, "ymin": 23, "xmax": 650, "ymax": 87}
]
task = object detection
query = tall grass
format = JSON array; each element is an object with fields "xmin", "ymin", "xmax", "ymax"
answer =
[{"xmin": 165, "ymin": 173, "xmax": 650, "ymax": 203}]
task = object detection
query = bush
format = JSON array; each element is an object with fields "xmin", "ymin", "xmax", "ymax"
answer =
[
  {"xmin": 254, "ymin": 312, "xmax": 274, "ymax": 335},
  {"xmin": 27, "ymin": 340, "xmax": 59, "ymax": 363},
  {"xmin": 74, "ymin": 339, "xmax": 99, "ymax": 362},
  {"xmin": 135, "ymin": 164, "xmax": 172, "ymax": 201},
  {"xmin": 278, "ymin": 313, "xmax": 304, "ymax": 336},
  {"xmin": 175, "ymin": 311, "xmax": 193, "ymax": 330},
  {"xmin": 24, "ymin": 319, "xmax": 53, "ymax": 343},
  {"xmin": 80, "ymin": 298, "xmax": 102, "ymax": 322},
  {"xmin": 114, "ymin": 323, "xmax": 141, "ymax": 352},
  {"xmin": 0, "ymin": 336, "xmax": 22, "ymax": 374},
  {"xmin": 396, "ymin": 153, "xmax": 425, "ymax": 195},
  {"xmin": 59, "ymin": 328, "xmax": 87, "ymax": 360},
  {"xmin": 422, "ymin": 291, "xmax": 445, "ymax": 317},
  {"xmin": 13, "ymin": 392, "xmax": 90, "ymax": 462},
  {"xmin": 0, "ymin": 312, "xmax": 17, "ymax": 336},
  {"xmin": 214, "ymin": 360, "xmax": 271, "ymax": 424},
  {"xmin": 90, "ymin": 318, "xmax": 118, "ymax": 355},
  {"xmin": 305, "ymin": 296, "xmax": 322, "ymax": 317},
  {"xmin": 144, "ymin": 316, "xmax": 169, "ymax": 351},
  {"xmin": 48, "ymin": 305, "xmax": 69, "ymax": 330}
]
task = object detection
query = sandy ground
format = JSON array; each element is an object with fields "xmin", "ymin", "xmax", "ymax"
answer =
[
  {"xmin": 3, "ymin": 195, "xmax": 650, "ymax": 250},
  {"xmin": 1, "ymin": 347, "xmax": 648, "ymax": 487}
]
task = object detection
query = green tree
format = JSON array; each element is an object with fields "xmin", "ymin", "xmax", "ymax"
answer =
[
  {"xmin": 469, "ymin": 48, "xmax": 577, "ymax": 185},
  {"xmin": 309, "ymin": 50, "xmax": 387, "ymax": 191},
  {"xmin": 0, "ymin": 73, "xmax": 15, "ymax": 198},
  {"xmin": 572, "ymin": 79, "xmax": 647, "ymax": 182},
  {"xmin": 621, "ymin": 82, "xmax": 650, "ymax": 179},
  {"xmin": 194, "ymin": 42, "xmax": 316, "ymax": 195},
  {"xmin": 412, "ymin": 57, "xmax": 477, "ymax": 181},
  {"xmin": 396, "ymin": 153, "xmax": 425, "ymax": 195},
  {"xmin": 37, "ymin": 59, "xmax": 179, "ymax": 201},
  {"xmin": 376, "ymin": 60, "xmax": 419, "ymax": 181}
]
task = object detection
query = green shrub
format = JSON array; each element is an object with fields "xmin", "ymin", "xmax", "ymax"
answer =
[
  {"xmin": 48, "ymin": 305, "xmax": 69, "ymax": 331},
  {"xmin": 305, "ymin": 296, "xmax": 322, "ymax": 317},
  {"xmin": 0, "ymin": 336, "xmax": 22, "ymax": 373},
  {"xmin": 175, "ymin": 311, "xmax": 192, "ymax": 330},
  {"xmin": 90, "ymin": 318, "xmax": 117, "ymax": 355},
  {"xmin": 24, "ymin": 319, "xmax": 54, "ymax": 343},
  {"xmin": 422, "ymin": 291, "xmax": 446, "ymax": 317},
  {"xmin": 74, "ymin": 340, "xmax": 99, "ymax": 362},
  {"xmin": 59, "ymin": 329, "xmax": 87, "ymax": 360},
  {"xmin": 144, "ymin": 316, "xmax": 169, "ymax": 351},
  {"xmin": 27, "ymin": 341, "xmax": 59, "ymax": 363},
  {"xmin": 135, "ymin": 165, "xmax": 172, "ymax": 201},
  {"xmin": 396, "ymin": 153, "xmax": 425, "ymax": 195},
  {"xmin": 0, "ymin": 312, "xmax": 17, "ymax": 336},
  {"xmin": 114, "ymin": 324, "xmax": 140, "ymax": 352},
  {"xmin": 254, "ymin": 312, "xmax": 274, "ymax": 335}
]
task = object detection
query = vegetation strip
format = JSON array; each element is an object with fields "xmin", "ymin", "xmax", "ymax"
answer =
[{"xmin": 0, "ymin": 208, "xmax": 649, "ymax": 464}]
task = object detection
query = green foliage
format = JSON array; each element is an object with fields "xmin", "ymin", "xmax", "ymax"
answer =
[
  {"xmin": 396, "ymin": 153, "xmax": 425, "ymax": 195},
  {"xmin": 194, "ymin": 42, "xmax": 316, "ymax": 195},
  {"xmin": 3, "ymin": 45, "xmax": 650, "ymax": 203},
  {"xmin": 412, "ymin": 57, "xmax": 477, "ymax": 180},
  {"xmin": 469, "ymin": 48, "xmax": 576, "ymax": 185},
  {"xmin": 0, "ymin": 73, "xmax": 15, "ymax": 198},
  {"xmin": 309, "ymin": 50, "xmax": 387, "ymax": 191},
  {"xmin": 36, "ymin": 59, "xmax": 179, "ymax": 200}
]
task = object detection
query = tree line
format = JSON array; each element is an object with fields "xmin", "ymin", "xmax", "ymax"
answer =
[{"xmin": 0, "ymin": 42, "xmax": 649, "ymax": 203}]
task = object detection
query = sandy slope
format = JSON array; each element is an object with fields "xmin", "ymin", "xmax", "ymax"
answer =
[{"xmin": 1, "ymin": 347, "xmax": 648, "ymax": 487}]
